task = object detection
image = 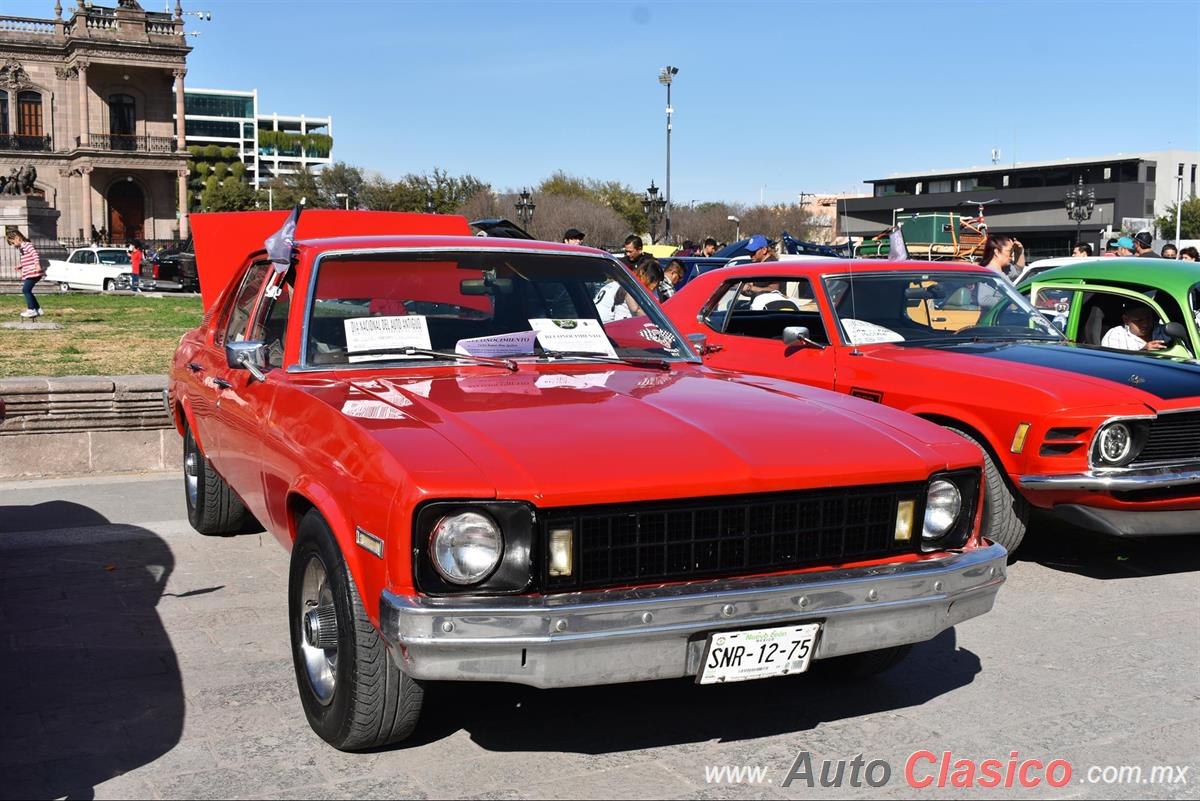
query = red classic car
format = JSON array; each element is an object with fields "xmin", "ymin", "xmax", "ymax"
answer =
[
  {"xmin": 665, "ymin": 261, "xmax": 1200, "ymax": 553},
  {"xmin": 169, "ymin": 211, "xmax": 1005, "ymax": 751}
]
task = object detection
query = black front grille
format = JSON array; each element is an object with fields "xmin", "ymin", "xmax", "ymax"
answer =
[
  {"xmin": 544, "ymin": 484, "xmax": 924, "ymax": 591},
  {"xmin": 1133, "ymin": 411, "xmax": 1200, "ymax": 466}
]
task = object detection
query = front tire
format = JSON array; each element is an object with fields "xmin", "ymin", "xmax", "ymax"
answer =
[
  {"xmin": 103, "ymin": 278, "xmax": 114, "ymax": 291},
  {"xmin": 58, "ymin": 282, "xmax": 70, "ymax": 292},
  {"xmin": 289, "ymin": 511, "xmax": 424, "ymax": 750},
  {"xmin": 945, "ymin": 426, "xmax": 1028, "ymax": 553},
  {"xmin": 182, "ymin": 420, "xmax": 255, "ymax": 535}
]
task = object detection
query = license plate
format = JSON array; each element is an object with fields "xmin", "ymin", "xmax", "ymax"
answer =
[{"xmin": 697, "ymin": 623, "xmax": 821, "ymax": 685}]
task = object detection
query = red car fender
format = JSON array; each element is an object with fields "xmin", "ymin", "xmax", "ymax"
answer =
[
  {"xmin": 903, "ymin": 403, "xmax": 1024, "ymax": 475},
  {"xmin": 285, "ymin": 476, "xmax": 389, "ymax": 628}
]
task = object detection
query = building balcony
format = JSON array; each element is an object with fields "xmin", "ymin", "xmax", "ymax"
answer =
[
  {"xmin": 0, "ymin": 134, "xmax": 53, "ymax": 152},
  {"xmin": 77, "ymin": 133, "xmax": 179, "ymax": 154}
]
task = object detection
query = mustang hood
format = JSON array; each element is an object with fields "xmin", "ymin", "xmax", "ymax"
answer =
[
  {"xmin": 334, "ymin": 367, "xmax": 964, "ymax": 507},
  {"xmin": 878, "ymin": 341, "xmax": 1200, "ymax": 406}
]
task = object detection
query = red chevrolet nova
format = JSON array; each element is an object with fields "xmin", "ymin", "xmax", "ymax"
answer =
[
  {"xmin": 169, "ymin": 211, "xmax": 1005, "ymax": 750},
  {"xmin": 666, "ymin": 260, "xmax": 1200, "ymax": 552}
]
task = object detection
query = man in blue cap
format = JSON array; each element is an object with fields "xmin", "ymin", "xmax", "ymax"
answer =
[
  {"xmin": 1115, "ymin": 236, "xmax": 1135, "ymax": 257},
  {"xmin": 746, "ymin": 234, "xmax": 776, "ymax": 263}
]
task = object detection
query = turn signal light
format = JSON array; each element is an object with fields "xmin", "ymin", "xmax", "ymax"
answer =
[
  {"xmin": 1010, "ymin": 422, "xmax": 1031, "ymax": 454},
  {"xmin": 549, "ymin": 528, "xmax": 574, "ymax": 577},
  {"xmin": 894, "ymin": 500, "xmax": 915, "ymax": 541}
]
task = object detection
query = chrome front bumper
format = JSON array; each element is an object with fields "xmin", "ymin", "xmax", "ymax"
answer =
[
  {"xmin": 1019, "ymin": 463, "xmax": 1200, "ymax": 492},
  {"xmin": 379, "ymin": 543, "xmax": 1007, "ymax": 688}
]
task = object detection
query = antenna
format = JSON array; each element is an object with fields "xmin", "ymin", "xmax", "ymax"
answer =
[{"xmin": 990, "ymin": 148, "xmax": 1000, "ymax": 165}]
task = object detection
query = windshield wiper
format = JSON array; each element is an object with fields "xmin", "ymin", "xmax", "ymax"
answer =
[
  {"xmin": 536, "ymin": 349, "xmax": 673, "ymax": 371},
  {"xmin": 345, "ymin": 347, "xmax": 518, "ymax": 371}
]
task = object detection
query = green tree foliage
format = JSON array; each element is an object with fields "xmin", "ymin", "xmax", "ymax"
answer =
[
  {"xmin": 538, "ymin": 171, "xmax": 591, "ymax": 199},
  {"xmin": 317, "ymin": 162, "xmax": 365, "ymax": 208},
  {"xmin": 201, "ymin": 179, "xmax": 260, "ymax": 212},
  {"xmin": 1155, "ymin": 196, "xmax": 1200, "ymax": 240},
  {"xmin": 536, "ymin": 172, "xmax": 646, "ymax": 234},
  {"xmin": 265, "ymin": 169, "xmax": 322, "ymax": 210}
]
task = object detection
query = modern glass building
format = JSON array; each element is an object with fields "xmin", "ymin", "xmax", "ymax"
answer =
[{"xmin": 180, "ymin": 87, "xmax": 333, "ymax": 189}]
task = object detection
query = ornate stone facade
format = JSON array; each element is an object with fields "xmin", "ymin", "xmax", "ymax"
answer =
[{"xmin": 0, "ymin": 1, "xmax": 191, "ymax": 243}]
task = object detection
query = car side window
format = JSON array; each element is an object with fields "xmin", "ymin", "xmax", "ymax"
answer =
[
  {"xmin": 218, "ymin": 262, "xmax": 272, "ymax": 348},
  {"xmin": 68, "ymin": 251, "xmax": 83, "ymax": 264},
  {"xmin": 701, "ymin": 282, "xmax": 743, "ymax": 334},
  {"xmin": 711, "ymin": 278, "xmax": 830, "ymax": 343},
  {"xmin": 82, "ymin": 251, "xmax": 96, "ymax": 264},
  {"xmin": 248, "ymin": 268, "xmax": 294, "ymax": 369}
]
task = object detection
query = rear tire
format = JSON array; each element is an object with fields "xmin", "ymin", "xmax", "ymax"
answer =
[
  {"xmin": 58, "ymin": 282, "xmax": 70, "ymax": 292},
  {"xmin": 103, "ymin": 278, "xmax": 114, "ymax": 292},
  {"xmin": 290, "ymin": 510, "xmax": 424, "ymax": 750},
  {"xmin": 944, "ymin": 426, "xmax": 1028, "ymax": 553},
  {"xmin": 183, "ymin": 420, "xmax": 255, "ymax": 535}
]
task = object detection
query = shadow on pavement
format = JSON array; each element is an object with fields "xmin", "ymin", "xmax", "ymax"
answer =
[
  {"xmin": 405, "ymin": 627, "xmax": 978, "ymax": 754},
  {"xmin": 0, "ymin": 502, "xmax": 183, "ymax": 800},
  {"xmin": 1017, "ymin": 513, "xmax": 1200, "ymax": 579}
]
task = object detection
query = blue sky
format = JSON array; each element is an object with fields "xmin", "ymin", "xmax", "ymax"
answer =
[{"xmin": 10, "ymin": 0, "xmax": 1200, "ymax": 204}]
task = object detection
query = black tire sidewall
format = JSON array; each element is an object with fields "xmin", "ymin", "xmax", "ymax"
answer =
[
  {"xmin": 289, "ymin": 512, "xmax": 357, "ymax": 748},
  {"xmin": 183, "ymin": 423, "xmax": 205, "ymax": 529},
  {"xmin": 945, "ymin": 426, "xmax": 1027, "ymax": 553}
]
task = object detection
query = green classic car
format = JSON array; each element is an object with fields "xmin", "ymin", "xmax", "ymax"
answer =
[{"xmin": 1019, "ymin": 258, "xmax": 1200, "ymax": 361}]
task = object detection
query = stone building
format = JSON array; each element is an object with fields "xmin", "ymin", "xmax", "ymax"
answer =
[{"xmin": 0, "ymin": 1, "xmax": 191, "ymax": 243}]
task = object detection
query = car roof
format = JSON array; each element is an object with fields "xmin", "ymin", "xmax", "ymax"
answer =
[
  {"xmin": 694, "ymin": 258, "xmax": 994, "ymax": 283},
  {"xmin": 1025, "ymin": 258, "xmax": 1200, "ymax": 292},
  {"xmin": 294, "ymin": 235, "xmax": 613, "ymax": 256}
]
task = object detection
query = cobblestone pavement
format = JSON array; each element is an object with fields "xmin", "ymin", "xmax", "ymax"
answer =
[{"xmin": 1, "ymin": 473, "xmax": 1198, "ymax": 800}]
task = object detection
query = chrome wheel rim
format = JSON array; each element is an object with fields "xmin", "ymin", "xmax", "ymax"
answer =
[
  {"xmin": 299, "ymin": 555, "xmax": 338, "ymax": 705},
  {"xmin": 183, "ymin": 444, "xmax": 199, "ymax": 508}
]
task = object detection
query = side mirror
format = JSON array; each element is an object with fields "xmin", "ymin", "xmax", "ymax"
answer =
[
  {"xmin": 226, "ymin": 341, "xmax": 268, "ymax": 381},
  {"xmin": 1163, "ymin": 321, "xmax": 1187, "ymax": 342},
  {"xmin": 783, "ymin": 326, "xmax": 826, "ymax": 350},
  {"xmin": 687, "ymin": 332, "xmax": 709, "ymax": 356}
]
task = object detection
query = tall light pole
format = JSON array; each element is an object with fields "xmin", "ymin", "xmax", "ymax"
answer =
[
  {"xmin": 515, "ymin": 188, "xmax": 535, "ymax": 230},
  {"xmin": 1175, "ymin": 175, "xmax": 1184, "ymax": 255},
  {"xmin": 727, "ymin": 214, "xmax": 741, "ymax": 242},
  {"xmin": 659, "ymin": 66, "xmax": 678, "ymax": 243},
  {"xmin": 335, "ymin": 192, "xmax": 350, "ymax": 210},
  {"xmin": 1064, "ymin": 176, "xmax": 1095, "ymax": 251}
]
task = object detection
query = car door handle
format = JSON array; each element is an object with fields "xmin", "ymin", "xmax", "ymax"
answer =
[
  {"xmin": 212, "ymin": 378, "xmax": 232, "ymax": 390},
  {"xmin": 187, "ymin": 362, "xmax": 203, "ymax": 373}
]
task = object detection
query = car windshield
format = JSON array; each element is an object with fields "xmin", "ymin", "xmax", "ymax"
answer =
[
  {"xmin": 96, "ymin": 249, "xmax": 131, "ymax": 265},
  {"xmin": 304, "ymin": 250, "xmax": 697, "ymax": 367},
  {"xmin": 823, "ymin": 271, "xmax": 1064, "ymax": 345}
]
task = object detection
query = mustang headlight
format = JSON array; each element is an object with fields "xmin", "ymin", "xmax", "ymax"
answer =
[
  {"xmin": 429, "ymin": 511, "xmax": 503, "ymax": 585},
  {"xmin": 922, "ymin": 479, "xmax": 962, "ymax": 540},
  {"xmin": 1090, "ymin": 420, "xmax": 1150, "ymax": 468}
]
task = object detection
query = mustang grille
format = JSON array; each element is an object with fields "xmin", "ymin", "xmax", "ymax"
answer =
[
  {"xmin": 543, "ymin": 484, "xmax": 924, "ymax": 591},
  {"xmin": 1133, "ymin": 411, "xmax": 1200, "ymax": 466}
]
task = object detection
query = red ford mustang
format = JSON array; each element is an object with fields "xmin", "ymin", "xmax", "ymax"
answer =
[
  {"xmin": 169, "ymin": 211, "xmax": 1005, "ymax": 750},
  {"xmin": 665, "ymin": 260, "xmax": 1200, "ymax": 552}
]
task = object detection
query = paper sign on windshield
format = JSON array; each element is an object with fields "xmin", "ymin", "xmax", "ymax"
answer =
[
  {"xmin": 841, "ymin": 319, "xmax": 906, "ymax": 345},
  {"xmin": 344, "ymin": 316, "xmax": 432, "ymax": 363},
  {"xmin": 455, "ymin": 331, "xmax": 537, "ymax": 358},
  {"xmin": 529, "ymin": 318, "xmax": 617, "ymax": 358}
]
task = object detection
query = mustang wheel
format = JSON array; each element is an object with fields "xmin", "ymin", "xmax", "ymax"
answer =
[
  {"xmin": 945, "ymin": 426, "xmax": 1027, "ymax": 553},
  {"xmin": 289, "ymin": 510, "xmax": 424, "ymax": 750},
  {"xmin": 182, "ymin": 420, "xmax": 255, "ymax": 535},
  {"xmin": 103, "ymin": 278, "xmax": 115, "ymax": 291}
]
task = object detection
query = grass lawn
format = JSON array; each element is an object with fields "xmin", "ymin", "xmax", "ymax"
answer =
[{"xmin": 0, "ymin": 292, "xmax": 202, "ymax": 378}]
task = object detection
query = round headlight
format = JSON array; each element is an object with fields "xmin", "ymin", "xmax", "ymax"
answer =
[
  {"xmin": 429, "ymin": 512, "xmax": 503, "ymax": 585},
  {"xmin": 1097, "ymin": 423, "xmax": 1133, "ymax": 465},
  {"xmin": 923, "ymin": 479, "xmax": 962, "ymax": 540}
]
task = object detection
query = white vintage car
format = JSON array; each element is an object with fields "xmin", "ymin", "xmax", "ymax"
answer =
[{"xmin": 44, "ymin": 246, "xmax": 134, "ymax": 292}]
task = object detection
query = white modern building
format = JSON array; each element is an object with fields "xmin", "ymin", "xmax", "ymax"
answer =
[{"xmin": 180, "ymin": 87, "xmax": 333, "ymax": 188}]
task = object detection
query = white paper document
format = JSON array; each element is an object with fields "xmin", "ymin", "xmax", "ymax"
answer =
[
  {"xmin": 528, "ymin": 318, "xmax": 617, "ymax": 358},
  {"xmin": 455, "ymin": 331, "xmax": 537, "ymax": 357},
  {"xmin": 344, "ymin": 316, "xmax": 433, "ymax": 363},
  {"xmin": 840, "ymin": 318, "xmax": 906, "ymax": 345}
]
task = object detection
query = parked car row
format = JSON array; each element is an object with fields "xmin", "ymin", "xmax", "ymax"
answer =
[
  {"xmin": 43, "ymin": 241, "xmax": 199, "ymax": 294},
  {"xmin": 170, "ymin": 210, "xmax": 1198, "ymax": 752}
]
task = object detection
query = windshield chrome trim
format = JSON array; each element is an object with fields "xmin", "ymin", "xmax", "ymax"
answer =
[{"xmin": 295, "ymin": 246, "xmax": 699, "ymax": 372}]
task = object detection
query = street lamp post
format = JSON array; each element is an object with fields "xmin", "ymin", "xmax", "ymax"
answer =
[
  {"xmin": 425, "ymin": 193, "xmax": 436, "ymax": 213},
  {"xmin": 335, "ymin": 192, "xmax": 350, "ymax": 210},
  {"xmin": 727, "ymin": 214, "xmax": 741, "ymax": 242},
  {"xmin": 892, "ymin": 207, "xmax": 906, "ymax": 227},
  {"xmin": 1175, "ymin": 175, "xmax": 1184, "ymax": 256},
  {"xmin": 642, "ymin": 181, "xmax": 666, "ymax": 243},
  {"xmin": 659, "ymin": 65, "xmax": 678, "ymax": 243},
  {"xmin": 515, "ymin": 188, "xmax": 536, "ymax": 230},
  {"xmin": 1064, "ymin": 176, "xmax": 1095, "ymax": 251}
]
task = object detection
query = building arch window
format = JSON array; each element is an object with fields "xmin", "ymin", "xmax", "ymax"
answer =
[
  {"xmin": 109, "ymin": 93, "xmax": 136, "ymax": 149},
  {"xmin": 17, "ymin": 91, "xmax": 42, "ymax": 138}
]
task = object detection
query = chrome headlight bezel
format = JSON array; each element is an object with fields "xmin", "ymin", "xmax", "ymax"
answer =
[
  {"xmin": 922, "ymin": 479, "xmax": 962, "ymax": 540},
  {"xmin": 920, "ymin": 470, "xmax": 980, "ymax": 552},
  {"xmin": 413, "ymin": 501, "xmax": 534, "ymax": 595},
  {"xmin": 1090, "ymin": 420, "xmax": 1149, "ymax": 468},
  {"xmin": 429, "ymin": 511, "xmax": 503, "ymax": 586}
]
